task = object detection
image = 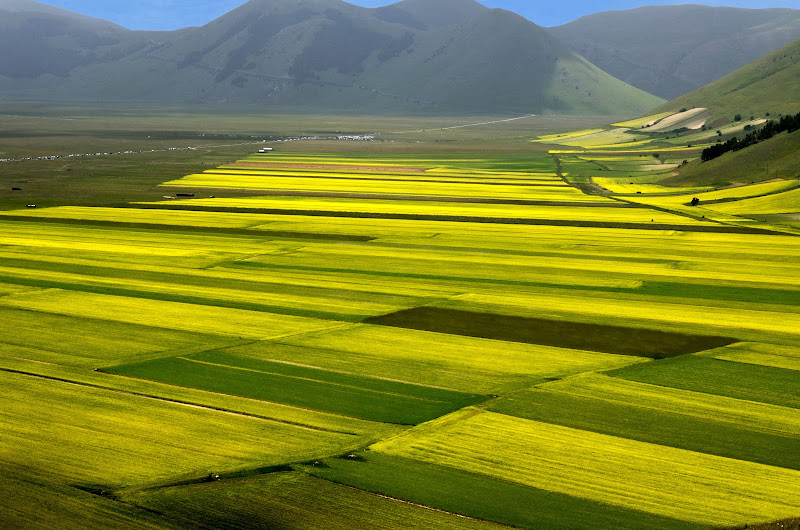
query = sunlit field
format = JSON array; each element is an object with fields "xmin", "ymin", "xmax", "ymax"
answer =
[{"xmin": 0, "ymin": 109, "xmax": 798, "ymax": 528}]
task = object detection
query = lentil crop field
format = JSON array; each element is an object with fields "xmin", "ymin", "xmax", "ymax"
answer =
[{"xmin": 1, "ymin": 130, "xmax": 799, "ymax": 529}]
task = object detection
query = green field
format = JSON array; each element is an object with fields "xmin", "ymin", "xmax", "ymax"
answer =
[
  {"xmin": 490, "ymin": 374, "xmax": 800, "ymax": 469},
  {"xmin": 371, "ymin": 409, "xmax": 800, "ymax": 526},
  {"xmin": 307, "ymin": 452, "xmax": 700, "ymax": 530},
  {"xmin": 121, "ymin": 470, "xmax": 499, "ymax": 530},
  {"xmin": 0, "ymin": 108, "xmax": 798, "ymax": 528},
  {"xmin": 107, "ymin": 350, "xmax": 485, "ymax": 424},
  {"xmin": 608, "ymin": 356, "xmax": 800, "ymax": 408}
]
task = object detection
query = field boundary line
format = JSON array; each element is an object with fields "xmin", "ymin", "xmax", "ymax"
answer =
[
  {"xmin": 0, "ymin": 367, "xmax": 362, "ymax": 436},
  {"xmin": 306, "ymin": 473, "xmax": 519, "ymax": 528}
]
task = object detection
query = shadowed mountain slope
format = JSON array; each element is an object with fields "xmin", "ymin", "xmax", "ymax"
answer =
[
  {"xmin": 655, "ymin": 38, "xmax": 800, "ymax": 122},
  {"xmin": 0, "ymin": 0, "xmax": 663, "ymax": 115},
  {"xmin": 549, "ymin": 5, "xmax": 800, "ymax": 100}
]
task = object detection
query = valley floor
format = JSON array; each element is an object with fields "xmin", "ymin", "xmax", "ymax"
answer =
[{"xmin": 0, "ymin": 111, "xmax": 798, "ymax": 529}]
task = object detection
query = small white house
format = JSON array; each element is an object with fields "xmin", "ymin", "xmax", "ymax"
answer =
[{"xmin": 258, "ymin": 148, "xmax": 274, "ymax": 153}]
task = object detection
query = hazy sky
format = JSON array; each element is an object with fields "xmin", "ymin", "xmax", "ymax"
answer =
[{"xmin": 41, "ymin": 0, "xmax": 800, "ymax": 30}]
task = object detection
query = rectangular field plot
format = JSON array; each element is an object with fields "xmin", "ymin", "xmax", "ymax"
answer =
[
  {"xmin": 0, "ymin": 206, "xmax": 263, "ymax": 229},
  {"xmin": 0, "ymin": 289, "xmax": 339, "ymax": 340},
  {"xmin": 122, "ymin": 471, "xmax": 497, "ymax": 530},
  {"xmin": 0, "ymin": 306, "xmax": 233, "ymax": 368},
  {"xmin": 143, "ymin": 196, "xmax": 702, "ymax": 226},
  {"xmin": 225, "ymin": 241, "xmax": 731, "ymax": 293},
  {"xmin": 0, "ymin": 221, "xmax": 276, "ymax": 269},
  {"xmin": 371, "ymin": 409, "xmax": 800, "ymax": 526},
  {"xmin": 707, "ymin": 187, "xmax": 800, "ymax": 215},
  {"xmin": 307, "ymin": 452, "xmax": 698, "ymax": 530},
  {"xmin": 204, "ymin": 167, "xmax": 563, "ymax": 185},
  {"xmin": 160, "ymin": 174, "xmax": 588, "ymax": 202},
  {"xmin": 437, "ymin": 291, "xmax": 800, "ymax": 344},
  {"xmin": 231, "ymin": 324, "xmax": 643, "ymax": 394},
  {"xmin": 365, "ymin": 307, "xmax": 736, "ymax": 358},
  {"xmin": 240, "ymin": 153, "xmax": 560, "ymax": 172},
  {"xmin": 701, "ymin": 342, "xmax": 800, "ymax": 371},
  {"xmin": 0, "ymin": 261, "xmax": 411, "ymax": 322},
  {"xmin": 106, "ymin": 350, "xmax": 484, "ymax": 424},
  {"xmin": 0, "ymin": 475, "xmax": 169, "ymax": 530},
  {"xmin": 490, "ymin": 374, "xmax": 800, "ymax": 469},
  {"xmin": 608, "ymin": 356, "xmax": 800, "ymax": 408},
  {"xmin": 0, "ymin": 371, "xmax": 363, "ymax": 489}
]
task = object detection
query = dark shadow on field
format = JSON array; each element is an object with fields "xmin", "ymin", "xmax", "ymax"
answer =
[{"xmin": 364, "ymin": 307, "xmax": 737, "ymax": 358}]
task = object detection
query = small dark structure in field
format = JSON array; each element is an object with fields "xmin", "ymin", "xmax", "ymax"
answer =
[
  {"xmin": 12, "ymin": 187, "xmax": 21, "ymax": 191},
  {"xmin": 176, "ymin": 193, "xmax": 195, "ymax": 197}
]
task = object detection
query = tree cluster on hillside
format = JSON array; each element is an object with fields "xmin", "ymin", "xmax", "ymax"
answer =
[{"xmin": 702, "ymin": 111, "xmax": 800, "ymax": 162}]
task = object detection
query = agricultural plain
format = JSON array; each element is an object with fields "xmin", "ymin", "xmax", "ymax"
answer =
[{"xmin": 0, "ymin": 109, "xmax": 799, "ymax": 529}]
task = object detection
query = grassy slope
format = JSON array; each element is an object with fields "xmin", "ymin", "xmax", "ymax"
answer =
[
  {"xmin": 547, "ymin": 54, "xmax": 664, "ymax": 115},
  {"xmin": 548, "ymin": 6, "xmax": 800, "ymax": 100},
  {"xmin": 662, "ymin": 130, "xmax": 800, "ymax": 187},
  {"xmin": 653, "ymin": 38, "xmax": 800, "ymax": 122}
]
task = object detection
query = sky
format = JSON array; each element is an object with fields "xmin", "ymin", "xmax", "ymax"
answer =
[{"xmin": 40, "ymin": 0, "xmax": 800, "ymax": 30}]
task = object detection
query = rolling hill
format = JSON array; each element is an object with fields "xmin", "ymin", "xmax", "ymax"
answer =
[
  {"xmin": 0, "ymin": 0, "xmax": 153, "ymax": 80},
  {"xmin": 654, "ymin": 38, "xmax": 800, "ymax": 123},
  {"xmin": 662, "ymin": 126, "xmax": 800, "ymax": 188},
  {"xmin": 548, "ymin": 5, "xmax": 800, "ymax": 100},
  {"xmin": 647, "ymin": 38, "xmax": 800, "ymax": 187},
  {"xmin": 0, "ymin": 0, "xmax": 664, "ymax": 115}
]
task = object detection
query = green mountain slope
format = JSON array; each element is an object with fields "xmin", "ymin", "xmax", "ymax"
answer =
[
  {"xmin": 648, "ymin": 39, "xmax": 800, "ymax": 188},
  {"xmin": 548, "ymin": 5, "xmax": 800, "ymax": 100},
  {"xmin": 0, "ymin": 0, "xmax": 147, "ymax": 79},
  {"xmin": 654, "ymin": 39, "xmax": 800, "ymax": 123},
  {"xmin": 663, "ymin": 129, "xmax": 800, "ymax": 188},
  {"xmin": 0, "ymin": 0, "xmax": 663, "ymax": 115}
]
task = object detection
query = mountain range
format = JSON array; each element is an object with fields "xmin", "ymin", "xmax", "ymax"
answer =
[
  {"xmin": 549, "ymin": 5, "xmax": 800, "ymax": 100},
  {"xmin": 1, "ymin": 0, "xmax": 799, "ymax": 115},
  {"xmin": 656, "ymin": 37, "xmax": 800, "ymax": 122}
]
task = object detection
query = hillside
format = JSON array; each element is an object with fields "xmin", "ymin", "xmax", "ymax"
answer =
[
  {"xmin": 0, "ymin": 0, "xmax": 663, "ymax": 115},
  {"xmin": 662, "ymin": 128, "xmax": 800, "ymax": 188},
  {"xmin": 548, "ymin": 5, "xmax": 800, "ymax": 100},
  {"xmin": 653, "ymin": 38, "xmax": 800, "ymax": 124},
  {"xmin": 0, "ymin": 0, "xmax": 153, "ymax": 80}
]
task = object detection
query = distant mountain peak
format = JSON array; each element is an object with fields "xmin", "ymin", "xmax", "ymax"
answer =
[
  {"xmin": 0, "ymin": 0, "xmax": 125, "ymax": 28},
  {"xmin": 377, "ymin": 0, "xmax": 488, "ymax": 28},
  {"xmin": 0, "ymin": 0, "xmax": 662, "ymax": 115},
  {"xmin": 549, "ymin": 5, "xmax": 800, "ymax": 99}
]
